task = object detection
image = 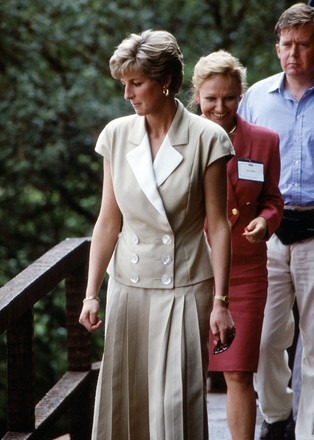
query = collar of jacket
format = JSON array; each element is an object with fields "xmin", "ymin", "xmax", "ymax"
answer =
[{"xmin": 126, "ymin": 100, "xmax": 187, "ymax": 217}]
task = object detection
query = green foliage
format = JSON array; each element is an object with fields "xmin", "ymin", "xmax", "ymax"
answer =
[
  {"xmin": 0, "ymin": 0, "xmax": 297, "ymax": 434},
  {"xmin": 0, "ymin": 0, "xmax": 297, "ymax": 282}
]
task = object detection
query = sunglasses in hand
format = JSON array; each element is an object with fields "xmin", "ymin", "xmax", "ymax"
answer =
[{"xmin": 213, "ymin": 326, "xmax": 236, "ymax": 355}]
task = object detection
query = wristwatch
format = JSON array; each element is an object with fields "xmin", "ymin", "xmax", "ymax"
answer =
[{"xmin": 214, "ymin": 295, "xmax": 229, "ymax": 305}]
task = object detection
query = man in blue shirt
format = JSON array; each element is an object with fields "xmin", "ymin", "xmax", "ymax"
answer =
[{"xmin": 239, "ymin": 3, "xmax": 314, "ymax": 440}]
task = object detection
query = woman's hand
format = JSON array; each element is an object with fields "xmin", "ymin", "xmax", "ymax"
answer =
[
  {"xmin": 242, "ymin": 216, "xmax": 267, "ymax": 243},
  {"xmin": 210, "ymin": 300, "xmax": 235, "ymax": 345},
  {"xmin": 79, "ymin": 300, "xmax": 103, "ymax": 332}
]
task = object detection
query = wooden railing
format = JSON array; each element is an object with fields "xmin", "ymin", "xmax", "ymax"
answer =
[{"xmin": 0, "ymin": 237, "xmax": 101, "ymax": 439}]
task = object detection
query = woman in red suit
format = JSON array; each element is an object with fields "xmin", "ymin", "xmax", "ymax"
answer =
[{"xmin": 191, "ymin": 50, "xmax": 283, "ymax": 440}]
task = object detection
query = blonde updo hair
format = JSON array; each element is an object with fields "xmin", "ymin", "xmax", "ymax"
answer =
[
  {"xmin": 109, "ymin": 29, "xmax": 184, "ymax": 96},
  {"xmin": 190, "ymin": 50, "xmax": 247, "ymax": 109}
]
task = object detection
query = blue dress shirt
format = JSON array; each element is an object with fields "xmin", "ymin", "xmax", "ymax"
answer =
[{"xmin": 238, "ymin": 72, "xmax": 314, "ymax": 207}]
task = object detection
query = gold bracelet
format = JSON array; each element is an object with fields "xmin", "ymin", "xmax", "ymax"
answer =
[
  {"xmin": 214, "ymin": 295, "xmax": 229, "ymax": 305},
  {"xmin": 82, "ymin": 296, "xmax": 100, "ymax": 304}
]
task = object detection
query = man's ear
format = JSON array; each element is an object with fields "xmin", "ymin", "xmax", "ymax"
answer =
[{"xmin": 275, "ymin": 43, "xmax": 281, "ymax": 59}]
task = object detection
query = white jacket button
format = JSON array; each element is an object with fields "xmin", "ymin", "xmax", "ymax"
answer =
[
  {"xmin": 162, "ymin": 254, "xmax": 172, "ymax": 265},
  {"xmin": 161, "ymin": 274, "xmax": 172, "ymax": 285},
  {"xmin": 131, "ymin": 253, "xmax": 139, "ymax": 264},
  {"xmin": 162, "ymin": 234, "xmax": 172, "ymax": 245},
  {"xmin": 132, "ymin": 234, "xmax": 139, "ymax": 245},
  {"xmin": 130, "ymin": 274, "xmax": 140, "ymax": 284}
]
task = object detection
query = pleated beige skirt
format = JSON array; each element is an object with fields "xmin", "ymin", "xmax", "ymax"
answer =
[{"xmin": 92, "ymin": 277, "xmax": 213, "ymax": 440}]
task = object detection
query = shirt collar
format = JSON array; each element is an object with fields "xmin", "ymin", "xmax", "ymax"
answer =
[
  {"xmin": 267, "ymin": 72, "xmax": 285, "ymax": 94},
  {"xmin": 268, "ymin": 72, "xmax": 314, "ymax": 95}
]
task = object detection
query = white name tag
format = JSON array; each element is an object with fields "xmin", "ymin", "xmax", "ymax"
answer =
[{"xmin": 238, "ymin": 159, "xmax": 264, "ymax": 182}]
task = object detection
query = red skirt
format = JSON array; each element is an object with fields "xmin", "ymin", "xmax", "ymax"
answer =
[{"xmin": 209, "ymin": 256, "xmax": 267, "ymax": 372}]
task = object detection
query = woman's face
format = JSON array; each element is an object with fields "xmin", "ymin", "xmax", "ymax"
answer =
[
  {"xmin": 121, "ymin": 71, "xmax": 166, "ymax": 116},
  {"xmin": 197, "ymin": 74, "xmax": 241, "ymax": 133}
]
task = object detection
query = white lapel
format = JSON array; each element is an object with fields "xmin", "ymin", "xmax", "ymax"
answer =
[
  {"xmin": 154, "ymin": 134, "xmax": 183, "ymax": 187},
  {"xmin": 126, "ymin": 133, "xmax": 167, "ymax": 217},
  {"xmin": 126, "ymin": 101, "xmax": 186, "ymax": 217}
]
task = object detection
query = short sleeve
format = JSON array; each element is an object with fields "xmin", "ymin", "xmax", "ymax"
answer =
[
  {"xmin": 94, "ymin": 124, "xmax": 112, "ymax": 161},
  {"xmin": 205, "ymin": 124, "xmax": 235, "ymax": 168}
]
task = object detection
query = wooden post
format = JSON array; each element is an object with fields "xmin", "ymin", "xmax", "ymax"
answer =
[
  {"xmin": 65, "ymin": 262, "xmax": 94, "ymax": 438},
  {"xmin": 7, "ymin": 309, "xmax": 35, "ymax": 432},
  {"xmin": 65, "ymin": 262, "xmax": 91, "ymax": 371}
]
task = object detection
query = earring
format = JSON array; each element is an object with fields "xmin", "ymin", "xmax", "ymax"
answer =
[{"xmin": 163, "ymin": 86, "xmax": 170, "ymax": 97}]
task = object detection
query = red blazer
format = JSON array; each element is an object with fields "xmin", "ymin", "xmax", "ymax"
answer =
[{"xmin": 227, "ymin": 114, "xmax": 283, "ymax": 260}]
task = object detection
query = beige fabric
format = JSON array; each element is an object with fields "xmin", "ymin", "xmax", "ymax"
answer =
[
  {"xmin": 95, "ymin": 100, "xmax": 234, "ymax": 289},
  {"xmin": 92, "ymin": 278, "xmax": 213, "ymax": 440},
  {"xmin": 91, "ymin": 101, "xmax": 234, "ymax": 439}
]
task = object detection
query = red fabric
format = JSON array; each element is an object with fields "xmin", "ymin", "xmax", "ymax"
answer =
[{"xmin": 208, "ymin": 114, "xmax": 283, "ymax": 372}]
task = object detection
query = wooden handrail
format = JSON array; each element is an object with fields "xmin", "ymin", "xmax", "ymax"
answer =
[{"xmin": 0, "ymin": 237, "xmax": 101, "ymax": 439}]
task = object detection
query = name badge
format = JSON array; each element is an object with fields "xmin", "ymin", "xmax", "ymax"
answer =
[{"xmin": 238, "ymin": 159, "xmax": 264, "ymax": 182}]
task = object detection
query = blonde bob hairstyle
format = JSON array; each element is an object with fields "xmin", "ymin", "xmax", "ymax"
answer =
[
  {"xmin": 190, "ymin": 50, "xmax": 247, "ymax": 109},
  {"xmin": 109, "ymin": 29, "xmax": 184, "ymax": 96}
]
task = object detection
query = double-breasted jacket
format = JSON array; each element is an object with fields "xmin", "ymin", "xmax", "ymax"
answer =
[{"xmin": 95, "ymin": 100, "xmax": 234, "ymax": 290}]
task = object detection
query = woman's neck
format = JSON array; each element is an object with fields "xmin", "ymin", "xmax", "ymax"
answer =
[{"xmin": 146, "ymin": 99, "xmax": 178, "ymax": 159}]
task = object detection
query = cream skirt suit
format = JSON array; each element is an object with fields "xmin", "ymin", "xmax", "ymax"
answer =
[{"xmin": 91, "ymin": 100, "xmax": 234, "ymax": 440}]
